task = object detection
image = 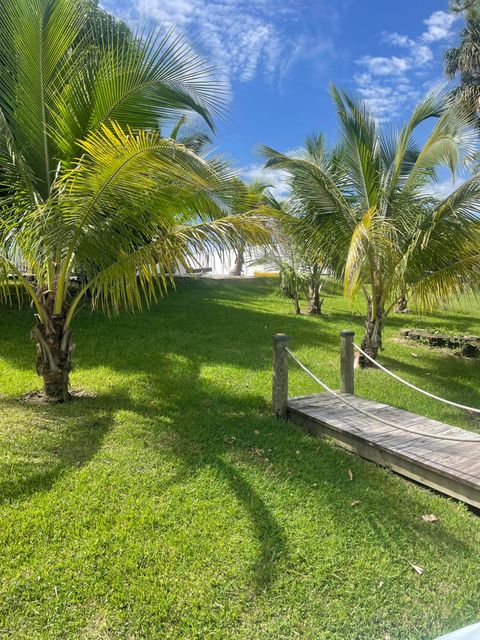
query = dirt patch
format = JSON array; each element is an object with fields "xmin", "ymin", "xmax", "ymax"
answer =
[{"xmin": 20, "ymin": 388, "xmax": 97, "ymax": 404}]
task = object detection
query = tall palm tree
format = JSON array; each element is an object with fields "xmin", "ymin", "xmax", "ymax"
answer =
[
  {"xmin": 445, "ymin": 13, "xmax": 480, "ymax": 128},
  {"xmin": 0, "ymin": 0, "xmax": 270, "ymax": 401},
  {"xmin": 229, "ymin": 179, "xmax": 271, "ymax": 276},
  {"xmin": 262, "ymin": 87, "xmax": 480, "ymax": 365},
  {"xmin": 450, "ymin": 0, "xmax": 480, "ymax": 17}
]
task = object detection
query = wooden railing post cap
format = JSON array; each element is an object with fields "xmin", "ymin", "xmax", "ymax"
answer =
[
  {"xmin": 273, "ymin": 333, "xmax": 289, "ymax": 342},
  {"xmin": 340, "ymin": 330, "xmax": 355, "ymax": 337}
]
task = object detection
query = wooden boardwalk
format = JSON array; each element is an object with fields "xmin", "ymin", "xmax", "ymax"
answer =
[{"xmin": 287, "ymin": 393, "xmax": 480, "ymax": 508}]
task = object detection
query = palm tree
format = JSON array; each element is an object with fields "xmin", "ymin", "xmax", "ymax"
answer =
[
  {"xmin": 445, "ymin": 12, "xmax": 480, "ymax": 128},
  {"xmin": 0, "ymin": 0, "xmax": 270, "ymax": 401},
  {"xmin": 262, "ymin": 87, "xmax": 480, "ymax": 365},
  {"xmin": 450, "ymin": 0, "xmax": 480, "ymax": 17},
  {"xmin": 229, "ymin": 179, "xmax": 271, "ymax": 276}
]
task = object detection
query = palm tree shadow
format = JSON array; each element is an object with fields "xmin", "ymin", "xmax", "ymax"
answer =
[
  {"xmin": 0, "ymin": 397, "xmax": 114, "ymax": 505},
  {"xmin": 122, "ymin": 365, "xmax": 289, "ymax": 593},
  {"xmin": 1, "ymin": 278, "xmax": 478, "ymax": 594},
  {"xmin": 212, "ymin": 456, "xmax": 287, "ymax": 592}
]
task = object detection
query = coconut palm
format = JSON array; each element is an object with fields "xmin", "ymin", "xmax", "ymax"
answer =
[
  {"xmin": 445, "ymin": 14, "xmax": 480, "ymax": 128},
  {"xmin": 450, "ymin": 0, "xmax": 480, "ymax": 17},
  {"xmin": 0, "ymin": 0, "xmax": 270, "ymax": 401},
  {"xmin": 228, "ymin": 179, "xmax": 272, "ymax": 276},
  {"xmin": 262, "ymin": 87, "xmax": 480, "ymax": 365}
]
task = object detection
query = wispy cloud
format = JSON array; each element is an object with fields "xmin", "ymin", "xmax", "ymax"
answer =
[
  {"xmin": 102, "ymin": 0, "xmax": 338, "ymax": 89},
  {"xmin": 239, "ymin": 162, "xmax": 290, "ymax": 200},
  {"xmin": 354, "ymin": 10, "xmax": 460, "ymax": 121}
]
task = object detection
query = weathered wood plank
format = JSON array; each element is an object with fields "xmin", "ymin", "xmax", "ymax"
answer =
[{"xmin": 287, "ymin": 392, "xmax": 480, "ymax": 508}]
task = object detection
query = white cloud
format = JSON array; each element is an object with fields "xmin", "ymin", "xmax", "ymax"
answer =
[
  {"xmin": 354, "ymin": 9, "xmax": 460, "ymax": 121},
  {"xmin": 106, "ymin": 0, "xmax": 337, "ymax": 89},
  {"xmin": 239, "ymin": 163, "xmax": 290, "ymax": 200},
  {"xmin": 357, "ymin": 55, "xmax": 410, "ymax": 77},
  {"xmin": 354, "ymin": 72, "xmax": 420, "ymax": 121},
  {"xmin": 422, "ymin": 10, "xmax": 459, "ymax": 43},
  {"xmin": 432, "ymin": 176, "xmax": 465, "ymax": 198}
]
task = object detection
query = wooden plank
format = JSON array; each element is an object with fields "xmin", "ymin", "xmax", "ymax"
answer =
[{"xmin": 287, "ymin": 392, "xmax": 480, "ymax": 508}]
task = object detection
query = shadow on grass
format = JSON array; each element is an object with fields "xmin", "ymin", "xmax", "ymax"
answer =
[
  {"xmin": 0, "ymin": 277, "xmax": 355, "ymax": 378},
  {"xmin": 0, "ymin": 279, "xmax": 479, "ymax": 596},
  {"xmin": 370, "ymin": 350, "xmax": 480, "ymax": 427},
  {"xmin": 0, "ymin": 397, "xmax": 114, "ymax": 505}
]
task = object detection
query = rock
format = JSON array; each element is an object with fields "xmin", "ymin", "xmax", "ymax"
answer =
[{"xmin": 401, "ymin": 329, "xmax": 480, "ymax": 358}]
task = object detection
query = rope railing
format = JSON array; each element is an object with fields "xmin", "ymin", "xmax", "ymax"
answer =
[
  {"xmin": 353, "ymin": 343, "xmax": 480, "ymax": 415},
  {"xmin": 285, "ymin": 346, "xmax": 480, "ymax": 443}
]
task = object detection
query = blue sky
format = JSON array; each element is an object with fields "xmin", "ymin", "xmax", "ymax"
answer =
[{"xmin": 101, "ymin": 0, "xmax": 463, "ymax": 195}]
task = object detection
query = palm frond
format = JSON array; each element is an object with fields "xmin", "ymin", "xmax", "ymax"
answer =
[{"xmin": 66, "ymin": 212, "xmax": 272, "ymax": 322}]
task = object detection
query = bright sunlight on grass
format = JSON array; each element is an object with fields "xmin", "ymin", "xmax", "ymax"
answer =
[{"xmin": 1, "ymin": 278, "xmax": 480, "ymax": 639}]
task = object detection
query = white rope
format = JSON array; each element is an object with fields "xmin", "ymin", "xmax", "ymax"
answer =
[
  {"xmin": 354, "ymin": 343, "xmax": 480, "ymax": 415},
  {"xmin": 285, "ymin": 347, "xmax": 480, "ymax": 443}
]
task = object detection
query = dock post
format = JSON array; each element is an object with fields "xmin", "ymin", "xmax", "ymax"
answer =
[
  {"xmin": 340, "ymin": 330, "xmax": 355, "ymax": 395},
  {"xmin": 272, "ymin": 333, "xmax": 289, "ymax": 419}
]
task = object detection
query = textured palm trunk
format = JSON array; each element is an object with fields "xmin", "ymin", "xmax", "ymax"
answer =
[
  {"xmin": 307, "ymin": 283, "xmax": 324, "ymax": 315},
  {"xmin": 230, "ymin": 243, "xmax": 245, "ymax": 276},
  {"xmin": 359, "ymin": 295, "xmax": 384, "ymax": 367},
  {"xmin": 307, "ymin": 269, "xmax": 323, "ymax": 316},
  {"xmin": 395, "ymin": 293, "xmax": 408, "ymax": 313},
  {"xmin": 292, "ymin": 294, "xmax": 301, "ymax": 315},
  {"xmin": 33, "ymin": 301, "xmax": 74, "ymax": 402}
]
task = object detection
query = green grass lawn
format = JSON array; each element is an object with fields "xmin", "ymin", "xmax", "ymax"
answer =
[{"xmin": 1, "ymin": 278, "xmax": 480, "ymax": 639}]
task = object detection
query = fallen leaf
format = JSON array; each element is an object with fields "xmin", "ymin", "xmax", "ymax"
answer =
[
  {"xmin": 351, "ymin": 500, "xmax": 361, "ymax": 508},
  {"xmin": 348, "ymin": 469, "xmax": 353, "ymax": 481},
  {"xmin": 411, "ymin": 352, "xmax": 418, "ymax": 358},
  {"xmin": 254, "ymin": 430, "xmax": 260, "ymax": 435},
  {"xmin": 410, "ymin": 563, "xmax": 424, "ymax": 575},
  {"xmin": 378, "ymin": 581, "xmax": 384, "ymax": 588},
  {"xmin": 384, "ymin": 635, "xmax": 391, "ymax": 640},
  {"xmin": 422, "ymin": 513, "xmax": 439, "ymax": 523}
]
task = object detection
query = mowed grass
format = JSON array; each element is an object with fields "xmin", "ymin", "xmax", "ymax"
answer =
[{"xmin": 1, "ymin": 278, "xmax": 480, "ymax": 639}]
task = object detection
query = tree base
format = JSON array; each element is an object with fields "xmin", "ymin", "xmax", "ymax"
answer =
[
  {"xmin": 42, "ymin": 371, "xmax": 71, "ymax": 402},
  {"xmin": 307, "ymin": 297, "xmax": 324, "ymax": 316},
  {"xmin": 21, "ymin": 388, "xmax": 94, "ymax": 404}
]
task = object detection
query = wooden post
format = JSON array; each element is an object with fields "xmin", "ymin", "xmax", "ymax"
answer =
[
  {"xmin": 272, "ymin": 333, "xmax": 289, "ymax": 419},
  {"xmin": 340, "ymin": 330, "xmax": 355, "ymax": 395}
]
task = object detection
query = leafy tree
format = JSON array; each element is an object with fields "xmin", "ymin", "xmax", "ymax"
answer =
[
  {"xmin": 0, "ymin": 0, "xmax": 269, "ymax": 401},
  {"xmin": 228, "ymin": 179, "xmax": 272, "ymax": 276},
  {"xmin": 253, "ymin": 244, "xmax": 306, "ymax": 314},
  {"xmin": 262, "ymin": 87, "xmax": 480, "ymax": 365},
  {"xmin": 445, "ymin": 3, "xmax": 480, "ymax": 128},
  {"xmin": 253, "ymin": 232, "xmax": 332, "ymax": 316},
  {"xmin": 450, "ymin": 0, "xmax": 480, "ymax": 17}
]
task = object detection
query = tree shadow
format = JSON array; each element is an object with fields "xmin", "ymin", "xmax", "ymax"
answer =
[
  {"xmin": 98, "ymin": 357, "xmax": 477, "ymax": 591},
  {"xmin": 0, "ymin": 396, "xmax": 114, "ymax": 505},
  {"xmin": 366, "ymin": 351, "xmax": 480, "ymax": 428},
  {"xmin": 1, "ymin": 278, "xmax": 478, "ymax": 599}
]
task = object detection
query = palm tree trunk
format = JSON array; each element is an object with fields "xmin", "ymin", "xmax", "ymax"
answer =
[
  {"xmin": 292, "ymin": 294, "xmax": 301, "ymax": 315},
  {"xmin": 359, "ymin": 295, "xmax": 384, "ymax": 367},
  {"xmin": 395, "ymin": 292, "xmax": 408, "ymax": 313},
  {"xmin": 230, "ymin": 242, "xmax": 245, "ymax": 276},
  {"xmin": 307, "ymin": 268, "xmax": 323, "ymax": 315},
  {"xmin": 307, "ymin": 283, "xmax": 324, "ymax": 315},
  {"xmin": 33, "ymin": 307, "xmax": 74, "ymax": 402}
]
